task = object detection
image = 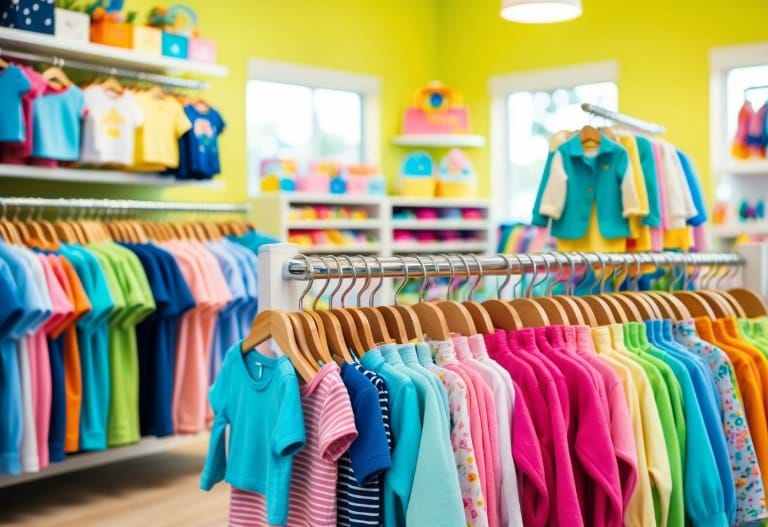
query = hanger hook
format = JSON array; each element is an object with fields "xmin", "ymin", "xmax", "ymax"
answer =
[
  {"xmin": 456, "ymin": 253, "xmax": 473, "ymax": 301},
  {"xmin": 667, "ymin": 254, "xmax": 685, "ymax": 292},
  {"xmin": 369, "ymin": 255, "xmax": 385, "ymax": 307},
  {"xmin": 410, "ymin": 254, "xmax": 430, "ymax": 303},
  {"xmin": 573, "ymin": 252, "xmax": 593, "ymax": 293},
  {"xmin": 394, "ymin": 255, "xmax": 409, "ymax": 306},
  {"xmin": 328, "ymin": 255, "xmax": 345, "ymax": 309},
  {"xmin": 529, "ymin": 254, "xmax": 550, "ymax": 297},
  {"xmin": 356, "ymin": 255, "xmax": 373, "ymax": 307},
  {"xmin": 595, "ymin": 252, "xmax": 611, "ymax": 294},
  {"xmin": 312, "ymin": 256, "xmax": 334, "ymax": 311},
  {"xmin": 495, "ymin": 253, "xmax": 513, "ymax": 299},
  {"xmin": 467, "ymin": 253, "xmax": 484, "ymax": 301},
  {"xmin": 506, "ymin": 253, "xmax": 527, "ymax": 298},
  {"xmin": 293, "ymin": 254, "xmax": 314, "ymax": 310},
  {"xmin": 544, "ymin": 252, "xmax": 563, "ymax": 297},
  {"xmin": 439, "ymin": 253, "xmax": 456, "ymax": 301},
  {"xmin": 339, "ymin": 255, "xmax": 358, "ymax": 308}
]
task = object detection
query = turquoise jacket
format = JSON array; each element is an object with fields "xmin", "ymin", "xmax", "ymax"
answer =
[
  {"xmin": 635, "ymin": 136, "xmax": 662, "ymax": 228},
  {"xmin": 532, "ymin": 134, "xmax": 641, "ymax": 239}
]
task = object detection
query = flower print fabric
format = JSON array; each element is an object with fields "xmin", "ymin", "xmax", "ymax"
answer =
[
  {"xmin": 430, "ymin": 356, "xmax": 489, "ymax": 526},
  {"xmin": 673, "ymin": 320, "xmax": 768, "ymax": 525}
]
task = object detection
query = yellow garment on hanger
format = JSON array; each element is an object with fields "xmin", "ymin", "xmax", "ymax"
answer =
[
  {"xmin": 616, "ymin": 134, "xmax": 652, "ymax": 252},
  {"xmin": 556, "ymin": 205, "xmax": 626, "ymax": 253},
  {"xmin": 663, "ymin": 227, "xmax": 693, "ymax": 251}
]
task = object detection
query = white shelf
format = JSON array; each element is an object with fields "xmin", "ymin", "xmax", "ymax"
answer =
[
  {"xmin": 0, "ymin": 433, "xmax": 208, "ymax": 488},
  {"xmin": 299, "ymin": 243, "xmax": 382, "ymax": 254},
  {"xmin": 0, "ymin": 163, "xmax": 222, "ymax": 188},
  {"xmin": 393, "ymin": 134, "xmax": 486, "ymax": 148},
  {"xmin": 269, "ymin": 192, "xmax": 385, "ymax": 205},
  {"xmin": 715, "ymin": 160, "xmax": 768, "ymax": 176},
  {"xmin": 287, "ymin": 219, "xmax": 382, "ymax": 229},
  {"xmin": 391, "ymin": 241, "xmax": 489, "ymax": 253},
  {"xmin": 711, "ymin": 223, "xmax": 768, "ymax": 238},
  {"xmin": 0, "ymin": 27, "xmax": 228, "ymax": 77},
  {"xmin": 392, "ymin": 219, "xmax": 489, "ymax": 230},
  {"xmin": 390, "ymin": 196, "xmax": 490, "ymax": 208}
]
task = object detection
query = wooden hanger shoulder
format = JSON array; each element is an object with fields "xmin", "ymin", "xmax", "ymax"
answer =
[
  {"xmin": 727, "ymin": 288, "xmax": 768, "ymax": 317},
  {"xmin": 481, "ymin": 299, "xmax": 523, "ymax": 330},
  {"xmin": 411, "ymin": 302, "xmax": 451, "ymax": 340},
  {"xmin": 376, "ymin": 305, "xmax": 410, "ymax": 343},
  {"xmin": 359, "ymin": 306, "xmax": 393, "ymax": 343},
  {"xmin": 531, "ymin": 297, "xmax": 569, "ymax": 324},
  {"xmin": 436, "ymin": 300, "xmax": 477, "ymax": 336},
  {"xmin": 391, "ymin": 305, "xmax": 424, "ymax": 341},
  {"xmin": 508, "ymin": 298, "xmax": 550, "ymax": 327},
  {"xmin": 672, "ymin": 291, "xmax": 718, "ymax": 319},
  {"xmin": 314, "ymin": 310, "xmax": 355, "ymax": 363},
  {"xmin": 581, "ymin": 296, "xmax": 617, "ymax": 325},
  {"xmin": 462, "ymin": 300, "xmax": 495, "ymax": 334}
]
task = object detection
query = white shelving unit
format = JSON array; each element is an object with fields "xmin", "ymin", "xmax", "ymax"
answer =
[
  {"xmin": 711, "ymin": 222, "xmax": 768, "ymax": 239},
  {"xmin": 0, "ymin": 164, "xmax": 222, "ymax": 188},
  {"xmin": 393, "ymin": 134, "xmax": 486, "ymax": 148},
  {"xmin": 0, "ymin": 27, "xmax": 229, "ymax": 77},
  {"xmin": 250, "ymin": 193, "xmax": 495, "ymax": 257}
]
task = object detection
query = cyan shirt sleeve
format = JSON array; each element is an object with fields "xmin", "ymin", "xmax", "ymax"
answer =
[
  {"xmin": 272, "ymin": 371, "xmax": 306, "ymax": 457},
  {"xmin": 200, "ymin": 356, "xmax": 230, "ymax": 491}
]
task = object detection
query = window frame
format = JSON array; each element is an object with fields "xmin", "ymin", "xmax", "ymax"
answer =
[
  {"xmin": 246, "ymin": 58, "xmax": 381, "ymax": 197},
  {"xmin": 488, "ymin": 61, "xmax": 619, "ymax": 224}
]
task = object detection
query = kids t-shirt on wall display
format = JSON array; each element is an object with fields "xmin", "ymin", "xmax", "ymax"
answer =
[
  {"xmin": 31, "ymin": 84, "xmax": 86, "ymax": 161},
  {"xmin": 0, "ymin": 65, "xmax": 31, "ymax": 142},
  {"xmin": 80, "ymin": 87, "xmax": 144, "ymax": 166}
]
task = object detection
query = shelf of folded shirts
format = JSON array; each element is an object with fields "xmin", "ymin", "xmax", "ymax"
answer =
[
  {"xmin": 392, "ymin": 134, "xmax": 486, "ymax": 148},
  {"xmin": 287, "ymin": 220, "xmax": 382, "ymax": 229},
  {"xmin": 0, "ymin": 432, "xmax": 209, "ymax": 488},
  {"xmin": 391, "ymin": 241, "xmax": 490, "ymax": 253},
  {"xmin": 0, "ymin": 164, "xmax": 223, "ymax": 188},
  {"xmin": 710, "ymin": 223, "xmax": 768, "ymax": 238},
  {"xmin": 392, "ymin": 219, "xmax": 490, "ymax": 230},
  {"xmin": 298, "ymin": 243, "xmax": 383, "ymax": 254},
  {"xmin": 715, "ymin": 160, "xmax": 768, "ymax": 176},
  {"xmin": 0, "ymin": 27, "xmax": 228, "ymax": 77}
]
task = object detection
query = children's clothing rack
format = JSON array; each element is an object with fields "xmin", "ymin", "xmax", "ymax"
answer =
[
  {"xmin": 0, "ymin": 47, "xmax": 208, "ymax": 90},
  {"xmin": 581, "ymin": 102, "xmax": 667, "ymax": 135},
  {"xmin": 0, "ymin": 196, "xmax": 251, "ymax": 214},
  {"xmin": 258, "ymin": 243, "xmax": 768, "ymax": 311}
]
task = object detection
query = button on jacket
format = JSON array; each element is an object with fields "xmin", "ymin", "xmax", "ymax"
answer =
[{"xmin": 532, "ymin": 134, "xmax": 643, "ymax": 240}]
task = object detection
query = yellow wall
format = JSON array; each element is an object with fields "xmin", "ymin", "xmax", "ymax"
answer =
[
  {"xmin": 437, "ymin": 0, "xmax": 768, "ymax": 199},
  {"xmin": 6, "ymin": 0, "xmax": 438, "ymax": 201}
]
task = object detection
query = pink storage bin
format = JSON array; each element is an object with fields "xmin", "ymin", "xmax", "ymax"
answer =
[
  {"xmin": 415, "ymin": 208, "xmax": 439, "ymax": 220},
  {"xmin": 393, "ymin": 230, "xmax": 416, "ymax": 242},
  {"xmin": 296, "ymin": 174, "xmax": 330, "ymax": 193},
  {"xmin": 415, "ymin": 231, "xmax": 437, "ymax": 242},
  {"xmin": 462, "ymin": 208, "xmax": 484, "ymax": 220},
  {"xmin": 188, "ymin": 38, "xmax": 216, "ymax": 64},
  {"xmin": 346, "ymin": 175, "xmax": 369, "ymax": 194}
]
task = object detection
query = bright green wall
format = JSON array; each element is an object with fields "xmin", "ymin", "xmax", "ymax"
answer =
[
  {"xmin": 436, "ymin": 0, "xmax": 768, "ymax": 199},
  {"xmin": 5, "ymin": 0, "xmax": 438, "ymax": 201}
]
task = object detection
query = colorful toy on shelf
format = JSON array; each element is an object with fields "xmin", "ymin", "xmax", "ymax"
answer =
[
  {"xmin": 402, "ymin": 81, "xmax": 471, "ymax": 135},
  {"xmin": 147, "ymin": 4, "xmax": 199, "ymax": 36},
  {"xmin": 436, "ymin": 148, "xmax": 476, "ymax": 198},
  {"xmin": 399, "ymin": 151, "xmax": 435, "ymax": 197},
  {"xmin": 260, "ymin": 159, "xmax": 297, "ymax": 192},
  {"xmin": 346, "ymin": 164, "xmax": 386, "ymax": 195}
]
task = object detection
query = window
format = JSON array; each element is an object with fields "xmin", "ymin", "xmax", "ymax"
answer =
[
  {"xmin": 489, "ymin": 62, "xmax": 619, "ymax": 223},
  {"xmin": 246, "ymin": 59, "xmax": 380, "ymax": 196}
]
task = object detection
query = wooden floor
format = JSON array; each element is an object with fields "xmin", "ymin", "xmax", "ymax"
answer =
[{"xmin": 0, "ymin": 440, "xmax": 229, "ymax": 527}]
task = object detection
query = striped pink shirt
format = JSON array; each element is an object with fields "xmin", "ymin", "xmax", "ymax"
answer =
[{"xmin": 230, "ymin": 362, "xmax": 358, "ymax": 526}]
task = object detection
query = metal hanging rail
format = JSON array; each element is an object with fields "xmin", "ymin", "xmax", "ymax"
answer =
[
  {"xmin": 0, "ymin": 47, "xmax": 207, "ymax": 90},
  {"xmin": 581, "ymin": 103, "xmax": 666, "ymax": 135},
  {"xmin": 283, "ymin": 252, "xmax": 744, "ymax": 281},
  {"xmin": 0, "ymin": 197, "xmax": 250, "ymax": 213}
]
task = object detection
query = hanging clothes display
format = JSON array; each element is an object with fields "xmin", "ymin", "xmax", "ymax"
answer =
[
  {"xmin": 201, "ymin": 250, "xmax": 768, "ymax": 527},
  {"xmin": 0, "ymin": 197, "xmax": 269, "ymax": 476},
  {"xmin": 531, "ymin": 105, "xmax": 708, "ymax": 253}
]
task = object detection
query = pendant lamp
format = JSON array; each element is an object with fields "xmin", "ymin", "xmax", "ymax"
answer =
[{"xmin": 500, "ymin": 0, "xmax": 582, "ymax": 23}]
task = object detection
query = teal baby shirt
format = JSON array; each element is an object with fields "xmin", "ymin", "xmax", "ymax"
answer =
[{"xmin": 201, "ymin": 342, "xmax": 306, "ymax": 526}]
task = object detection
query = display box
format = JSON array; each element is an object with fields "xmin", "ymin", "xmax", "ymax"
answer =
[
  {"xmin": 54, "ymin": 8, "xmax": 88, "ymax": 42},
  {"xmin": 0, "ymin": 0, "xmax": 55, "ymax": 34},
  {"xmin": 161, "ymin": 32, "xmax": 188, "ymax": 59},
  {"xmin": 132, "ymin": 26, "xmax": 162, "ymax": 55},
  {"xmin": 188, "ymin": 37, "xmax": 215, "ymax": 63},
  {"xmin": 90, "ymin": 20, "xmax": 133, "ymax": 48}
]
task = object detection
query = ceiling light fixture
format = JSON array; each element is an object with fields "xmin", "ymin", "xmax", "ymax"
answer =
[{"xmin": 500, "ymin": 0, "xmax": 582, "ymax": 23}]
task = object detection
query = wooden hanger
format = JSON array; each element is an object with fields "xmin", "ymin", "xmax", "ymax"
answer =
[
  {"xmin": 728, "ymin": 288, "xmax": 768, "ymax": 317},
  {"xmin": 481, "ymin": 254, "xmax": 529, "ymax": 329},
  {"xmin": 542, "ymin": 253, "xmax": 589, "ymax": 325},
  {"xmin": 0, "ymin": 54, "xmax": 8, "ymax": 70},
  {"xmin": 241, "ymin": 309, "xmax": 316, "ymax": 383},
  {"xmin": 409, "ymin": 255, "xmax": 451, "ymax": 340},
  {"xmin": 350, "ymin": 256, "xmax": 395, "ymax": 343},
  {"xmin": 326, "ymin": 256, "xmax": 376, "ymax": 355},
  {"xmin": 527, "ymin": 253, "xmax": 571, "ymax": 324},
  {"xmin": 456, "ymin": 254, "xmax": 496, "ymax": 334},
  {"xmin": 435, "ymin": 254, "xmax": 478, "ymax": 336},
  {"xmin": 580, "ymin": 124, "xmax": 602, "ymax": 148},
  {"xmin": 366, "ymin": 256, "xmax": 409, "ymax": 343},
  {"xmin": 383, "ymin": 259, "xmax": 425, "ymax": 341},
  {"xmin": 101, "ymin": 76, "xmax": 124, "ymax": 95},
  {"xmin": 42, "ymin": 65, "xmax": 72, "ymax": 89}
]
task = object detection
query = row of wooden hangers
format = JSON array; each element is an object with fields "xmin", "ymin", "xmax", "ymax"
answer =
[
  {"xmin": 244, "ymin": 252, "xmax": 768, "ymax": 383},
  {"xmin": 0, "ymin": 202, "xmax": 254, "ymax": 250}
]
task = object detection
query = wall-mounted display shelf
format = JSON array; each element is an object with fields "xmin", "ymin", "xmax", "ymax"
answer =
[
  {"xmin": 711, "ymin": 223, "xmax": 768, "ymax": 239},
  {"xmin": 393, "ymin": 134, "xmax": 486, "ymax": 148},
  {"xmin": 0, "ymin": 27, "xmax": 228, "ymax": 77},
  {"xmin": 0, "ymin": 164, "xmax": 222, "ymax": 188},
  {"xmin": 715, "ymin": 160, "xmax": 768, "ymax": 176}
]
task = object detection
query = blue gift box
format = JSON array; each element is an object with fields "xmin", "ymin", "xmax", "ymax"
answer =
[
  {"xmin": 0, "ymin": 0, "xmax": 55, "ymax": 34},
  {"xmin": 161, "ymin": 32, "xmax": 188, "ymax": 59}
]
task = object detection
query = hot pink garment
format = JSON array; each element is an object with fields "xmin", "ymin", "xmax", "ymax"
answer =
[
  {"xmin": 484, "ymin": 331, "xmax": 548, "ymax": 527},
  {"xmin": 538, "ymin": 327, "xmax": 623, "ymax": 527},
  {"xmin": 507, "ymin": 329, "xmax": 583, "ymax": 527},
  {"xmin": 568, "ymin": 326, "xmax": 638, "ymax": 513},
  {"xmin": 32, "ymin": 256, "xmax": 73, "ymax": 468},
  {"xmin": 453, "ymin": 335, "xmax": 500, "ymax": 527}
]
